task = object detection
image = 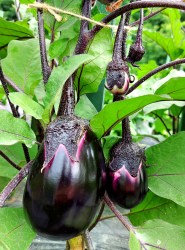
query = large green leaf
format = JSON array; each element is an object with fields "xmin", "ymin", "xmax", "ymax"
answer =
[
  {"xmin": 9, "ymin": 93, "xmax": 44, "ymax": 120},
  {"xmin": 90, "ymin": 95, "xmax": 169, "ymax": 139},
  {"xmin": 75, "ymin": 28, "xmax": 113, "ymax": 95},
  {"xmin": 0, "ymin": 208, "xmax": 36, "ymax": 250},
  {"xmin": 164, "ymin": 9, "xmax": 185, "ymax": 49},
  {"xmin": 0, "ymin": 18, "xmax": 33, "ymax": 59},
  {"xmin": 129, "ymin": 191, "xmax": 185, "ymax": 229},
  {"xmin": 1, "ymin": 39, "xmax": 42, "ymax": 95},
  {"xmin": 144, "ymin": 30, "xmax": 183, "ymax": 60},
  {"xmin": 155, "ymin": 71, "xmax": 185, "ymax": 100},
  {"xmin": 146, "ymin": 132, "xmax": 185, "ymax": 207},
  {"xmin": 129, "ymin": 220, "xmax": 185, "ymax": 250},
  {"xmin": 0, "ymin": 110, "xmax": 36, "ymax": 147},
  {"xmin": 74, "ymin": 95, "xmax": 97, "ymax": 120},
  {"xmin": 42, "ymin": 54, "xmax": 93, "ymax": 123}
]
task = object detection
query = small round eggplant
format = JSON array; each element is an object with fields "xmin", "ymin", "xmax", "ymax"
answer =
[
  {"xmin": 106, "ymin": 141, "xmax": 148, "ymax": 209},
  {"xmin": 23, "ymin": 115, "xmax": 105, "ymax": 240},
  {"xmin": 105, "ymin": 61, "xmax": 130, "ymax": 95},
  {"xmin": 127, "ymin": 41, "xmax": 145, "ymax": 67}
]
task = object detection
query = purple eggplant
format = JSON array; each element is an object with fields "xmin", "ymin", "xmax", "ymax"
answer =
[
  {"xmin": 23, "ymin": 115, "xmax": 105, "ymax": 240},
  {"xmin": 106, "ymin": 141, "xmax": 148, "ymax": 209}
]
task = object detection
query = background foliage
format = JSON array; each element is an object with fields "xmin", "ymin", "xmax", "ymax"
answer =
[{"xmin": 0, "ymin": 1, "xmax": 185, "ymax": 249}]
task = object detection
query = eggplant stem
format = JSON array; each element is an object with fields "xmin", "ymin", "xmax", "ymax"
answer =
[
  {"xmin": 57, "ymin": 76, "xmax": 75, "ymax": 116},
  {"xmin": 36, "ymin": 0, "xmax": 51, "ymax": 84}
]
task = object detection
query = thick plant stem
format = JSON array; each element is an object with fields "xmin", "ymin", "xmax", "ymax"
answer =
[
  {"xmin": 122, "ymin": 117, "xmax": 132, "ymax": 144},
  {"xmin": 113, "ymin": 14, "xmax": 125, "ymax": 61},
  {"xmin": 0, "ymin": 66, "xmax": 30, "ymax": 163},
  {"xmin": 74, "ymin": 0, "xmax": 92, "ymax": 55},
  {"xmin": 57, "ymin": 77, "xmax": 75, "ymax": 116},
  {"xmin": 36, "ymin": 0, "xmax": 51, "ymax": 84},
  {"xmin": 0, "ymin": 150, "xmax": 21, "ymax": 171},
  {"xmin": 127, "ymin": 58, "xmax": 185, "ymax": 95},
  {"xmin": 122, "ymin": 0, "xmax": 134, "ymax": 59},
  {"xmin": 0, "ymin": 161, "xmax": 33, "ymax": 207},
  {"xmin": 136, "ymin": 8, "xmax": 144, "ymax": 44}
]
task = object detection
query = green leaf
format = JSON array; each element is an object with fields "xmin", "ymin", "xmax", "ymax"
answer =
[
  {"xmin": 129, "ymin": 191, "xmax": 185, "ymax": 229},
  {"xmin": 129, "ymin": 231, "xmax": 141, "ymax": 250},
  {"xmin": 0, "ymin": 177, "xmax": 11, "ymax": 193},
  {"xmin": 0, "ymin": 18, "xmax": 33, "ymax": 59},
  {"xmin": 19, "ymin": 0, "xmax": 34, "ymax": 3},
  {"xmin": 9, "ymin": 93, "xmax": 44, "ymax": 119},
  {"xmin": 1, "ymin": 39, "xmax": 42, "ymax": 95},
  {"xmin": 74, "ymin": 95, "xmax": 97, "ymax": 120},
  {"xmin": 0, "ymin": 110, "xmax": 36, "ymax": 147},
  {"xmin": 42, "ymin": 54, "xmax": 94, "ymax": 124},
  {"xmin": 143, "ymin": 101, "xmax": 185, "ymax": 114},
  {"xmin": 146, "ymin": 132, "xmax": 185, "ymax": 207},
  {"xmin": 155, "ymin": 70, "xmax": 185, "ymax": 100},
  {"xmin": 144, "ymin": 30, "xmax": 183, "ymax": 60},
  {"xmin": 90, "ymin": 94, "xmax": 169, "ymax": 139},
  {"xmin": 75, "ymin": 28, "xmax": 113, "ymax": 95},
  {"xmin": 0, "ymin": 208, "xmax": 36, "ymax": 250},
  {"xmin": 129, "ymin": 220, "xmax": 185, "ymax": 250}
]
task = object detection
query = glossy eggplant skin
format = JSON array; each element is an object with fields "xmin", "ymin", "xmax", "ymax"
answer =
[
  {"xmin": 106, "ymin": 142, "xmax": 148, "ymax": 209},
  {"xmin": 23, "ymin": 115, "xmax": 105, "ymax": 240}
]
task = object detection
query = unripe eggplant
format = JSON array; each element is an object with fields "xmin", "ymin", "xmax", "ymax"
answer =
[
  {"xmin": 106, "ymin": 140, "xmax": 148, "ymax": 209},
  {"xmin": 23, "ymin": 114, "xmax": 105, "ymax": 240},
  {"xmin": 105, "ymin": 60, "xmax": 130, "ymax": 95},
  {"xmin": 127, "ymin": 41, "xmax": 145, "ymax": 67}
]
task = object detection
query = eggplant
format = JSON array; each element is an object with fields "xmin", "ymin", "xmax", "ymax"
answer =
[
  {"xmin": 106, "ymin": 60, "xmax": 130, "ymax": 95},
  {"xmin": 106, "ymin": 141, "xmax": 148, "ymax": 209},
  {"xmin": 23, "ymin": 114, "xmax": 105, "ymax": 240}
]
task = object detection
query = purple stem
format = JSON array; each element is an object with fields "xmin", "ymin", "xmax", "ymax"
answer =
[
  {"xmin": 36, "ymin": 0, "xmax": 51, "ymax": 84},
  {"xmin": 0, "ymin": 161, "xmax": 33, "ymax": 207},
  {"xmin": 103, "ymin": 193, "xmax": 133, "ymax": 232}
]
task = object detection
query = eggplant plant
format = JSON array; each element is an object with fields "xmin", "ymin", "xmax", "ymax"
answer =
[{"xmin": 1, "ymin": 0, "xmax": 185, "ymax": 250}]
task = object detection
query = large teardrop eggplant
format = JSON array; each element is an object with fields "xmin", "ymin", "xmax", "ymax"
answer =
[
  {"xmin": 23, "ymin": 115, "xmax": 105, "ymax": 240},
  {"xmin": 106, "ymin": 141, "xmax": 148, "ymax": 209}
]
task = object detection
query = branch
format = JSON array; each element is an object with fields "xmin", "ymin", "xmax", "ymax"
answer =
[
  {"xmin": 0, "ymin": 161, "xmax": 33, "ymax": 207},
  {"xmin": 0, "ymin": 66, "xmax": 19, "ymax": 117},
  {"xmin": 152, "ymin": 112, "xmax": 171, "ymax": 136},
  {"xmin": 0, "ymin": 150, "xmax": 21, "ymax": 171},
  {"xmin": 90, "ymin": 1, "xmax": 185, "ymax": 36},
  {"xmin": 127, "ymin": 58, "xmax": 185, "ymax": 95},
  {"xmin": 4, "ymin": 75, "xmax": 23, "ymax": 93},
  {"xmin": 36, "ymin": 0, "xmax": 51, "ymax": 84},
  {"xmin": 130, "ymin": 8, "xmax": 166, "ymax": 27},
  {"xmin": 103, "ymin": 193, "xmax": 133, "ymax": 232}
]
